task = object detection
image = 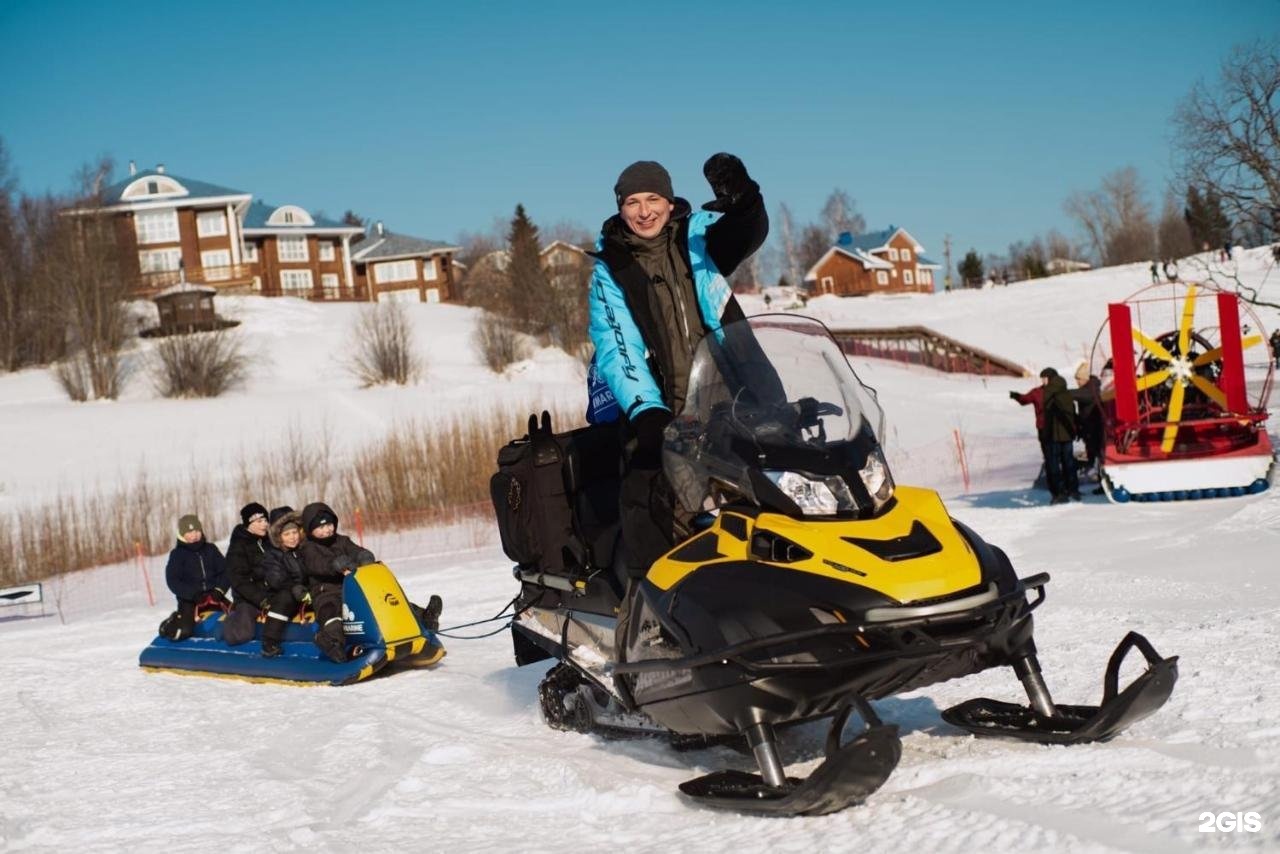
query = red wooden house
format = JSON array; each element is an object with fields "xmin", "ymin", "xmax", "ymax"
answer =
[{"xmin": 804, "ymin": 226, "xmax": 941, "ymax": 297}]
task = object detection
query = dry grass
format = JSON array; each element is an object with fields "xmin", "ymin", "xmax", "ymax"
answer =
[{"xmin": 0, "ymin": 406, "xmax": 581, "ymax": 585}]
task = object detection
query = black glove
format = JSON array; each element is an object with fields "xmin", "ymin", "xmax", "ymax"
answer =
[
  {"xmin": 1009, "ymin": 391, "xmax": 1020, "ymax": 401},
  {"xmin": 630, "ymin": 408, "xmax": 672, "ymax": 468},
  {"xmin": 332, "ymin": 554, "xmax": 357, "ymax": 574},
  {"xmin": 701, "ymin": 153, "xmax": 759, "ymax": 212},
  {"xmin": 291, "ymin": 584, "xmax": 312, "ymax": 605},
  {"xmin": 260, "ymin": 598, "xmax": 273, "ymax": 612},
  {"xmin": 212, "ymin": 588, "xmax": 231, "ymax": 606},
  {"xmin": 353, "ymin": 548, "xmax": 376, "ymax": 567}
]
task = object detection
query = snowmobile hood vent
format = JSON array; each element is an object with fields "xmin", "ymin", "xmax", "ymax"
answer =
[{"xmin": 842, "ymin": 521, "xmax": 942, "ymax": 562}]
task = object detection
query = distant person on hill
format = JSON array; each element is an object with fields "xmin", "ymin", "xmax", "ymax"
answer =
[
  {"xmin": 1149, "ymin": 261, "xmax": 1159, "ymax": 284},
  {"xmin": 158, "ymin": 514, "xmax": 230, "ymax": 641},
  {"xmin": 1043, "ymin": 373, "xmax": 1081, "ymax": 504},
  {"xmin": 1070, "ymin": 361, "xmax": 1105, "ymax": 482},
  {"xmin": 1221, "ymin": 241, "xmax": 1232, "ymax": 262},
  {"xmin": 1270, "ymin": 329, "xmax": 1280, "ymax": 368},
  {"xmin": 1010, "ymin": 368, "xmax": 1057, "ymax": 491}
]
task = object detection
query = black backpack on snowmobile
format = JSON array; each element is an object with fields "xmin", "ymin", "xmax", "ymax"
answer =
[{"xmin": 497, "ymin": 316, "xmax": 1178, "ymax": 817}]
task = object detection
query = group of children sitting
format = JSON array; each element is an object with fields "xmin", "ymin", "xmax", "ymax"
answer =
[{"xmin": 159, "ymin": 502, "xmax": 442, "ymax": 662}]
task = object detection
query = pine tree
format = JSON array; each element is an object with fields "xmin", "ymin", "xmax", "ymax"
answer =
[
  {"xmin": 506, "ymin": 204, "xmax": 550, "ymax": 333},
  {"xmin": 958, "ymin": 250, "xmax": 984, "ymax": 287},
  {"xmin": 1183, "ymin": 186, "xmax": 1232, "ymax": 250}
]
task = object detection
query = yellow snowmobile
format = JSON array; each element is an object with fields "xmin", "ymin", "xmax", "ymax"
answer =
[{"xmin": 498, "ymin": 315, "xmax": 1177, "ymax": 816}]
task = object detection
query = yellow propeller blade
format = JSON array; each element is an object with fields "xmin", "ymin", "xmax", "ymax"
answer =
[
  {"xmin": 1133, "ymin": 328, "xmax": 1174, "ymax": 362},
  {"xmin": 1135, "ymin": 369, "xmax": 1170, "ymax": 391},
  {"xmin": 1191, "ymin": 335, "xmax": 1264, "ymax": 367},
  {"xmin": 1160, "ymin": 381, "xmax": 1186, "ymax": 453},
  {"xmin": 1178, "ymin": 284, "xmax": 1198, "ymax": 356},
  {"xmin": 1189, "ymin": 374, "xmax": 1228, "ymax": 409}
]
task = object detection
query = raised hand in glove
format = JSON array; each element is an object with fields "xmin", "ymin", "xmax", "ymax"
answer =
[
  {"xmin": 291, "ymin": 585, "xmax": 312, "ymax": 605},
  {"xmin": 332, "ymin": 554, "xmax": 357, "ymax": 575},
  {"xmin": 630, "ymin": 408, "xmax": 672, "ymax": 468},
  {"xmin": 1009, "ymin": 391, "xmax": 1021, "ymax": 401},
  {"xmin": 701, "ymin": 152, "xmax": 759, "ymax": 213}
]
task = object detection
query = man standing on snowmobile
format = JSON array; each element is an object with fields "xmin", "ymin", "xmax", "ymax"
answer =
[{"xmin": 587, "ymin": 153, "xmax": 767, "ymax": 577}]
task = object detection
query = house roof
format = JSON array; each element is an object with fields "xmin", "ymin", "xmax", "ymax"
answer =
[
  {"xmin": 803, "ymin": 225, "xmax": 935, "ymax": 280},
  {"xmin": 351, "ymin": 228, "xmax": 460, "ymax": 262},
  {"xmin": 540, "ymin": 240, "xmax": 590, "ymax": 256},
  {"xmin": 241, "ymin": 201, "xmax": 361, "ymax": 233},
  {"xmin": 100, "ymin": 169, "xmax": 250, "ymax": 206}
]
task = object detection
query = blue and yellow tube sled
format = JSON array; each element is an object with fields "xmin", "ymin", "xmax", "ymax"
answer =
[{"xmin": 139, "ymin": 563, "xmax": 445, "ymax": 686}]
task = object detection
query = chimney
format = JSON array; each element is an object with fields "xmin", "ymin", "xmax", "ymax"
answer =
[
  {"xmin": 375, "ymin": 221, "xmax": 384, "ymax": 237},
  {"xmin": 128, "ymin": 160, "xmax": 137, "ymax": 176},
  {"xmin": 156, "ymin": 163, "xmax": 166, "ymax": 174}
]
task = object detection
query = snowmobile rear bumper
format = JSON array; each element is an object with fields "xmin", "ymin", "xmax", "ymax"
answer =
[{"xmin": 941, "ymin": 631, "xmax": 1178, "ymax": 744}]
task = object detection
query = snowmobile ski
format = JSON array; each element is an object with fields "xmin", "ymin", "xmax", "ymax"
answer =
[
  {"xmin": 678, "ymin": 698, "xmax": 901, "ymax": 817},
  {"xmin": 942, "ymin": 631, "xmax": 1178, "ymax": 744}
]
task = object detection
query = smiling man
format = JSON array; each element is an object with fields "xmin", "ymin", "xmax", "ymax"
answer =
[{"xmin": 587, "ymin": 153, "xmax": 768, "ymax": 577}]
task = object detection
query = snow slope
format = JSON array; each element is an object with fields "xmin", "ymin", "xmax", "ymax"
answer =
[{"xmin": 2, "ymin": 250, "xmax": 1279, "ymax": 851}]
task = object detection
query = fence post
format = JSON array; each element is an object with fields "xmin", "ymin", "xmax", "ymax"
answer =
[
  {"xmin": 136, "ymin": 540, "xmax": 155, "ymax": 607},
  {"xmin": 952, "ymin": 429, "xmax": 971, "ymax": 494},
  {"xmin": 354, "ymin": 507, "xmax": 364, "ymax": 547}
]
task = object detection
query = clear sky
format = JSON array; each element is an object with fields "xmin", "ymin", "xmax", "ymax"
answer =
[{"xmin": 1, "ymin": 0, "xmax": 1275, "ymax": 279}]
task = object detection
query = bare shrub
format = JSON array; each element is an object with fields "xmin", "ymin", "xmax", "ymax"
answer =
[
  {"xmin": 345, "ymin": 301, "xmax": 422, "ymax": 386},
  {"xmin": 150, "ymin": 329, "xmax": 247, "ymax": 398},
  {"xmin": 473, "ymin": 310, "xmax": 526, "ymax": 371}
]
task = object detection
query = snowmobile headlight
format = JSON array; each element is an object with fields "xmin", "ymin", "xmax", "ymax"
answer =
[
  {"xmin": 859, "ymin": 446, "xmax": 895, "ymax": 512},
  {"xmin": 764, "ymin": 470, "xmax": 857, "ymax": 516}
]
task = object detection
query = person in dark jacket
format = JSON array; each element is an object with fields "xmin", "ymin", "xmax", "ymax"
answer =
[
  {"xmin": 159, "ymin": 514, "xmax": 229, "ymax": 640},
  {"xmin": 298, "ymin": 502, "xmax": 376, "ymax": 663},
  {"xmin": 1043, "ymin": 374, "xmax": 1081, "ymax": 503},
  {"xmin": 259, "ymin": 507, "xmax": 309, "ymax": 657},
  {"xmin": 1070, "ymin": 362, "xmax": 1105, "ymax": 481},
  {"xmin": 1010, "ymin": 368, "xmax": 1057, "ymax": 490},
  {"xmin": 587, "ymin": 154, "xmax": 768, "ymax": 577},
  {"xmin": 222, "ymin": 502, "xmax": 271, "ymax": 646},
  {"xmin": 1270, "ymin": 329, "xmax": 1280, "ymax": 369}
]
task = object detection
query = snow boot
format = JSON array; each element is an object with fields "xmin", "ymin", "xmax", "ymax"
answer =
[
  {"xmin": 315, "ymin": 620, "xmax": 348, "ymax": 663},
  {"xmin": 262, "ymin": 639, "xmax": 283, "ymax": 658},
  {"xmin": 412, "ymin": 595, "xmax": 444, "ymax": 632}
]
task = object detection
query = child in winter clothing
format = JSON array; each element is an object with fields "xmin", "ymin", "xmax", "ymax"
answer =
[
  {"xmin": 298, "ymin": 502, "xmax": 374, "ymax": 663},
  {"xmin": 258, "ymin": 507, "xmax": 310, "ymax": 658},
  {"xmin": 223, "ymin": 502, "xmax": 271, "ymax": 646},
  {"xmin": 160, "ymin": 514, "xmax": 230, "ymax": 640}
]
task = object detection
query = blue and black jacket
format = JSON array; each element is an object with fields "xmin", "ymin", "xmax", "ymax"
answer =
[{"xmin": 587, "ymin": 192, "xmax": 767, "ymax": 423}]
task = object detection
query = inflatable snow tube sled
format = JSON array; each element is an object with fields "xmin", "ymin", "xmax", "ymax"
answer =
[{"xmin": 139, "ymin": 563, "xmax": 445, "ymax": 686}]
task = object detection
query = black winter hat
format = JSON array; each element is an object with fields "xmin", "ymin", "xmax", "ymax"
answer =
[
  {"xmin": 240, "ymin": 502, "xmax": 269, "ymax": 525},
  {"xmin": 268, "ymin": 505, "xmax": 295, "ymax": 525},
  {"xmin": 1039, "ymin": 367, "xmax": 1059, "ymax": 378},
  {"xmin": 614, "ymin": 161, "xmax": 674, "ymax": 207},
  {"xmin": 302, "ymin": 502, "xmax": 339, "ymax": 533}
]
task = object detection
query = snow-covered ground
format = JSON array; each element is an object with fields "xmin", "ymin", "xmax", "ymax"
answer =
[{"xmin": 2, "ymin": 249, "xmax": 1279, "ymax": 851}]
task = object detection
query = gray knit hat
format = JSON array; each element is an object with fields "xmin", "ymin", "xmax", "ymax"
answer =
[
  {"xmin": 614, "ymin": 161, "xmax": 674, "ymax": 207},
  {"xmin": 177, "ymin": 514, "xmax": 203, "ymax": 536}
]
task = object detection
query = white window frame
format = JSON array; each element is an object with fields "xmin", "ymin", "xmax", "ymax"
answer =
[
  {"xmin": 242, "ymin": 242, "xmax": 259, "ymax": 262},
  {"xmin": 138, "ymin": 247, "xmax": 182, "ymax": 273},
  {"xmin": 318, "ymin": 241, "xmax": 335, "ymax": 261},
  {"xmin": 196, "ymin": 211, "xmax": 227, "ymax": 238},
  {"xmin": 901, "ymin": 248, "xmax": 912, "ymax": 262},
  {"xmin": 373, "ymin": 259, "xmax": 417, "ymax": 284},
  {"xmin": 321, "ymin": 273, "xmax": 339, "ymax": 289},
  {"xmin": 135, "ymin": 209, "xmax": 179, "ymax": 245},
  {"xmin": 888, "ymin": 247, "xmax": 900, "ymax": 261},
  {"xmin": 278, "ymin": 235, "xmax": 308, "ymax": 262},
  {"xmin": 280, "ymin": 269, "xmax": 313, "ymax": 292},
  {"xmin": 200, "ymin": 249, "xmax": 232, "ymax": 280},
  {"xmin": 903, "ymin": 269, "xmax": 914, "ymax": 285},
  {"xmin": 820, "ymin": 275, "xmax": 834, "ymax": 294},
  {"xmin": 923, "ymin": 270, "xmax": 932, "ymax": 284},
  {"xmin": 876, "ymin": 271, "xmax": 889, "ymax": 285},
  {"xmin": 422, "ymin": 258, "xmax": 437, "ymax": 280},
  {"xmin": 425, "ymin": 287, "xmax": 440, "ymax": 303}
]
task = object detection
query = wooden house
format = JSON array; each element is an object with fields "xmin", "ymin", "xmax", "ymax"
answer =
[{"xmin": 804, "ymin": 226, "xmax": 941, "ymax": 297}]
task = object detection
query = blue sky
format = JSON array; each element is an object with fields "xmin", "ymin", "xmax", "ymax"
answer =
[{"xmin": 1, "ymin": 0, "xmax": 1275, "ymax": 278}]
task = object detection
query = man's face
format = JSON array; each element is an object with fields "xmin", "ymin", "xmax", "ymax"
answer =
[
  {"xmin": 281, "ymin": 526, "xmax": 301, "ymax": 549},
  {"xmin": 248, "ymin": 515, "xmax": 268, "ymax": 537},
  {"xmin": 620, "ymin": 192, "xmax": 673, "ymax": 239},
  {"xmin": 181, "ymin": 529, "xmax": 202, "ymax": 544}
]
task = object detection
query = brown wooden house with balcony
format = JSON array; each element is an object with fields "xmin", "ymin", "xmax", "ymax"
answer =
[
  {"xmin": 241, "ymin": 201, "xmax": 364, "ymax": 298},
  {"xmin": 350, "ymin": 222, "xmax": 461, "ymax": 303},
  {"xmin": 97, "ymin": 165, "xmax": 255, "ymax": 293},
  {"xmin": 804, "ymin": 226, "xmax": 941, "ymax": 297}
]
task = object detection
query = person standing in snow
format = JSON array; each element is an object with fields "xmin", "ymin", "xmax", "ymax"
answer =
[
  {"xmin": 1010, "ymin": 368, "xmax": 1058, "ymax": 490},
  {"xmin": 1070, "ymin": 362, "xmax": 1105, "ymax": 481},
  {"xmin": 586, "ymin": 154, "xmax": 768, "ymax": 578},
  {"xmin": 1270, "ymin": 329, "xmax": 1280, "ymax": 369},
  {"xmin": 159, "ymin": 514, "xmax": 230, "ymax": 640},
  {"xmin": 1042, "ymin": 373, "xmax": 1081, "ymax": 503}
]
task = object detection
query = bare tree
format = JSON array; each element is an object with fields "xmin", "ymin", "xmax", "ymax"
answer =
[
  {"xmin": 1064, "ymin": 166, "xmax": 1155, "ymax": 265},
  {"xmin": 820, "ymin": 188, "xmax": 866, "ymax": 239},
  {"xmin": 150, "ymin": 329, "xmax": 248, "ymax": 397},
  {"xmin": 1173, "ymin": 39, "xmax": 1280, "ymax": 244},
  {"xmin": 344, "ymin": 301, "xmax": 423, "ymax": 386},
  {"xmin": 1157, "ymin": 189, "xmax": 1195, "ymax": 259},
  {"xmin": 796, "ymin": 223, "xmax": 830, "ymax": 286},
  {"xmin": 775, "ymin": 203, "xmax": 801, "ymax": 291}
]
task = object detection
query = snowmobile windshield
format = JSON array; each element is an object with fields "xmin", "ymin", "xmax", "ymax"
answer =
[{"xmin": 664, "ymin": 315, "xmax": 893, "ymax": 518}]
